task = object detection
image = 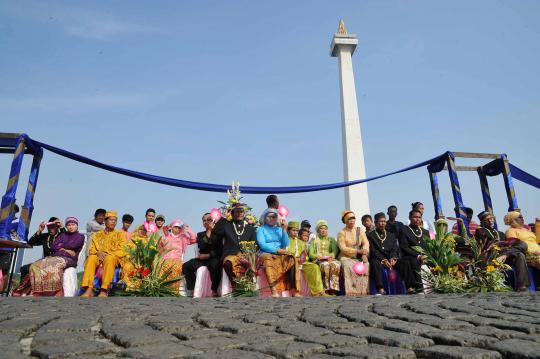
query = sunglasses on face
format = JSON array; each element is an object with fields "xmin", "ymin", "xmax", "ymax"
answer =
[
  {"xmin": 203, "ymin": 218, "xmax": 213, "ymax": 222},
  {"xmin": 267, "ymin": 215, "xmax": 277, "ymax": 219}
]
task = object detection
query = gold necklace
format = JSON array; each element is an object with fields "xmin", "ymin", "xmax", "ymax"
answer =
[
  {"xmin": 408, "ymin": 226, "xmax": 422, "ymax": 238},
  {"xmin": 375, "ymin": 229, "xmax": 387, "ymax": 242}
]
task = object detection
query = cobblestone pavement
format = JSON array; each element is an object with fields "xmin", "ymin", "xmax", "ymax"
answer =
[{"xmin": 1, "ymin": 292, "xmax": 539, "ymax": 359}]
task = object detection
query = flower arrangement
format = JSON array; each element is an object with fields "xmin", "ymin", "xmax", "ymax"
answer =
[
  {"xmin": 218, "ymin": 181, "xmax": 259, "ymax": 226},
  {"xmin": 116, "ymin": 234, "xmax": 182, "ymax": 297},
  {"xmin": 416, "ymin": 219, "xmax": 511, "ymax": 293},
  {"xmin": 229, "ymin": 241, "xmax": 260, "ymax": 297}
]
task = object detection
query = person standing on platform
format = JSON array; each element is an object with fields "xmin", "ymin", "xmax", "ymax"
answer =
[
  {"xmin": 121, "ymin": 214, "xmax": 134, "ymax": 242},
  {"xmin": 386, "ymin": 205, "xmax": 403, "ymax": 244},
  {"xmin": 85, "ymin": 208, "xmax": 106, "ymax": 255}
]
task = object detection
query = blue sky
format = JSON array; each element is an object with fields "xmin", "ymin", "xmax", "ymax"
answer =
[{"xmin": 1, "ymin": 1, "xmax": 539, "ymax": 265}]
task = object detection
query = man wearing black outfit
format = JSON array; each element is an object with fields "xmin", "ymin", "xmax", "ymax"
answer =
[
  {"xmin": 475, "ymin": 211, "xmax": 529, "ymax": 291},
  {"xmin": 368, "ymin": 212, "xmax": 416, "ymax": 295},
  {"xmin": 386, "ymin": 205, "xmax": 403, "ymax": 242},
  {"xmin": 20, "ymin": 217, "xmax": 64, "ymax": 279},
  {"xmin": 182, "ymin": 213, "xmax": 222, "ymax": 296},
  {"xmin": 399, "ymin": 209, "xmax": 429, "ymax": 292},
  {"xmin": 212, "ymin": 203, "xmax": 257, "ymax": 285}
]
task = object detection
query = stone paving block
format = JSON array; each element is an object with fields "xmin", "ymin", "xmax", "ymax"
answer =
[
  {"xmin": 174, "ymin": 328, "xmax": 234, "ymax": 340},
  {"xmin": 32, "ymin": 330, "xmax": 95, "ymax": 345},
  {"xmin": 415, "ymin": 345, "xmax": 502, "ymax": 359},
  {"xmin": 276, "ymin": 323, "xmax": 333, "ymax": 337},
  {"xmin": 118, "ymin": 343, "xmax": 201, "ymax": 358},
  {"xmin": 381, "ymin": 319, "xmax": 441, "ymax": 336},
  {"xmin": 182, "ymin": 336, "xmax": 247, "ymax": 350},
  {"xmin": 422, "ymin": 330, "xmax": 498, "ymax": 347},
  {"xmin": 30, "ymin": 340, "xmax": 117, "ymax": 359},
  {"xmin": 335, "ymin": 327, "xmax": 435, "ymax": 349},
  {"xmin": 39, "ymin": 319, "xmax": 94, "ymax": 333},
  {"xmin": 104, "ymin": 328, "xmax": 180, "ymax": 348},
  {"xmin": 324, "ymin": 343, "xmax": 417, "ymax": 359},
  {"xmin": 295, "ymin": 333, "xmax": 368, "ymax": 348},
  {"xmin": 186, "ymin": 349, "xmax": 276, "ymax": 359},
  {"xmin": 487, "ymin": 339, "xmax": 540, "ymax": 359},
  {"xmin": 215, "ymin": 321, "xmax": 272, "ymax": 334},
  {"xmin": 0, "ymin": 318, "xmax": 52, "ymax": 335},
  {"xmin": 248, "ymin": 341, "xmax": 326, "ymax": 359}
]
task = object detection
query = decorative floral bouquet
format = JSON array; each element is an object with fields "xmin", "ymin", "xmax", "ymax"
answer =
[
  {"xmin": 117, "ymin": 235, "xmax": 182, "ymax": 297},
  {"xmin": 217, "ymin": 181, "xmax": 259, "ymax": 226},
  {"xmin": 230, "ymin": 240, "xmax": 260, "ymax": 297},
  {"xmin": 416, "ymin": 219, "xmax": 511, "ymax": 293}
]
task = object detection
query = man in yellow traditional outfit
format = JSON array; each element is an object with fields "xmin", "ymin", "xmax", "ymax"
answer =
[{"xmin": 81, "ymin": 210, "xmax": 126, "ymax": 297}]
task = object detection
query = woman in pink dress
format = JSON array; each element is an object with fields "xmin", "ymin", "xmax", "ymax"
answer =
[{"xmin": 159, "ymin": 219, "xmax": 197, "ymax": 290}]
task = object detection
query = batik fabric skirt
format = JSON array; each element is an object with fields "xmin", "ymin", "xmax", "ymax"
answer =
[
  {"xmin": 318, "ymin": 259, "xmax": 341, "ymax": 292},
  {"xmin": 340, "ymin": 257, "xmax": 369, "ymax": 296},
  {"xmin": 260, "ymin": 253, "xmax": 295, "ymax": 292},
  {"xmin": 30, "ymin": 256, "xmax": 68, "ymax": 296}
]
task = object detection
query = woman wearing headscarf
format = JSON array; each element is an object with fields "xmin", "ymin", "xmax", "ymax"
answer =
[
  {"xmin": 295, "ymin": 228, "xmax": 326, "ymax": 296},
  {"xmin": 257, "ymin": 208, "xmax": 296, "ymax": 297},
  {"xmin": 337, "ymin": 210, "xmax": 370, "ymax": 296},
  {"xmin": 160, "ymin": 219, "xmax": 197, "ymax": 290},
  {"xmin": 504, "ymin": 211, "xmax": 540, "ymax": 268},
  {"xmin": 308, "ymin": 220, "xmax": 340, "ymax": 294},
  {"xmin": 30, "ymin": 217, "xmax": 84, "ymax": 296}
]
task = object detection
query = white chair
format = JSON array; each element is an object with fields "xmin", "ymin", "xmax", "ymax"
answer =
[{"xmin": 193, "ymin": 266, "xmax": 214, "ymax": 298}]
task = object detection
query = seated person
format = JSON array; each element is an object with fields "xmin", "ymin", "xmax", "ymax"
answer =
[
  {"xmin": 29, "ymin": 217, "xmax": 84, "ymax": 296},
  {"xmin": 308, "ymin": 220, "xmax": 340, "ymax": 295},
  {"xmin": 182, "ymin": 213, "xmax": 222, "ymax": 297},
  {"xmin": 337, "ymin": 210, "xmax": 370, "ymax": 296},
  {"xmin": 257, "ymin": 209, "xmax": 296, "ymax": 297},
  {"xmin": 475, "ymin": 211, "xmax": 529, "ymax": 291},
  {"xmin": 368, "ymin": 212, "xmax": 416, "ymax": 295},
  {"xmin": 81, "ymin": 210, "xmax": 126, "ymax": 297},
  {"xmin": 399, "ymin": 209, "xmax": 429, "ymax": 292},
  {"xmin": 504, "ymin": 211, "xmax": 540, "ymax": 269},
  {"xmin": 160, "ymin": 219, "xmax": 197, "ymax": 291},
  {"xmin": 12, "ymin": 217, "xmax": 63, "ymax": 295},
  {"xmin": 293, "ymin": 227, "xmax": 326, "ymax": 296},
  {"xmin": 212, "ymin": 203, "xmax": 257, "ymax": 287}
]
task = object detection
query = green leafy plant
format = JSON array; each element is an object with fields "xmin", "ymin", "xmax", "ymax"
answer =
[
  {"xmin": 464, "ymin": 237, "xmax": 512, "ymax": 293},
  {"xmin": 414, "ymin": 220, "xmax": 462, "ymax": 275},
  {"xmin": 115, "ymin": 234, "xmax": 182, "ymax": 297}
]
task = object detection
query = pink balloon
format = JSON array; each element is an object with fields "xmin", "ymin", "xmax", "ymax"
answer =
[
  {"xmin": 352, "ymin": 261, "xmax": 367, "ymax": 276},
  {"xmin": 388, "ymin": 268, "xmax": 397, "ymax": 283},
  {"xmin": 210, "ymin": 208, "xmax": 222, "ymax": 221},
  {"xmin": 277, "ymin": 205, "xmax": 289, "ymax": 218}
]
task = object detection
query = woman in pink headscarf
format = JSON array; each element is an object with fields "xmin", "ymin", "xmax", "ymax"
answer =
[{"xmin": 159, "ymin": 219, "xmax": 197, "ymax": 290}]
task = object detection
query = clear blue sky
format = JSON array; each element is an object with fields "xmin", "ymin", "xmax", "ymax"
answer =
[{"xmin": 1, "ymin": 1, "xmax": 539, "ymax": 265}]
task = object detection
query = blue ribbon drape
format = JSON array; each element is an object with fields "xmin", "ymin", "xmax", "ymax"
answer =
[
  {"xmin": 19, "ymin": 134, "xmax": 540, "ymax": 194},
  {"xmin": 509, "ymin": 164, "xmax": 540, "ymax": 190}
]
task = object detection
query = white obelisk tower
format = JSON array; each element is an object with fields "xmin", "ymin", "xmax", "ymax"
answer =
[{"xmin": 330, "ymin": 20, "xmax": 370, "ymax": 216}]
